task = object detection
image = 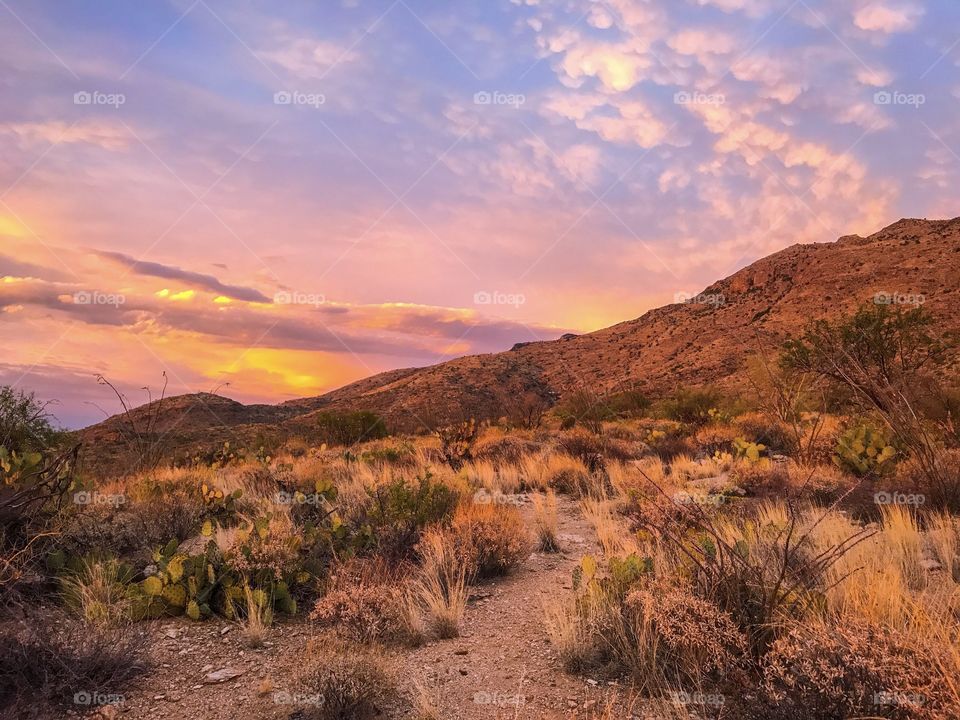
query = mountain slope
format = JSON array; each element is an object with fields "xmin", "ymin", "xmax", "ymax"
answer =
[{"xmin": 78, "ymin": 217, "xmax": 960, "ymax": 465}]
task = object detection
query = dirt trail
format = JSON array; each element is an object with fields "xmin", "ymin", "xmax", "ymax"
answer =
[
  {"xmin": 393, "ymin": 495, "xmax": 629, "ymax": 719},
  {"xmin": 82, "ymin": 497, "xmax": 627, "ymax": 720}
]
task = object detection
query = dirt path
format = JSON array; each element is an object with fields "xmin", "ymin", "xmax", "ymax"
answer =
[
  {"xmin": 392, "ymin": 495, "xmax": 630, "ymax": 720},
  {"xmin": 80, "ymin": 496, "xmax": 629, "ymax": 720}
]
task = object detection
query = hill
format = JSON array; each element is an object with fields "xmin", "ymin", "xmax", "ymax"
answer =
[{"xmin": 78, "ymin": 217, "xmax": 960, "ymax": 470}]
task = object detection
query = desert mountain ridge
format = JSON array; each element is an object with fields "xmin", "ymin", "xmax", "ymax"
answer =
[{"xmin": 77, "ymin": 217, "xmax": 960, "ymax": 464}]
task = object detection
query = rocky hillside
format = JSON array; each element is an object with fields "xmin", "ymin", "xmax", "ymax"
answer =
[{"xmin": 79, "ymin": 217, "xmax": 960, "ymax": 468}]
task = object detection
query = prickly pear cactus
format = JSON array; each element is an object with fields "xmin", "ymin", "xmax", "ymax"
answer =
[{"xmin": 833, "ymin": 422, "xmax": 897, "ymax": 476}]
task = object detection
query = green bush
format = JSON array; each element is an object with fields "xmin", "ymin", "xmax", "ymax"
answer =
[
  {"xmin": 315, "ymin": 411, "xmax": 388, "ymax": 447},
  {"xmin": 358, "ymin": 471, "xmax": 459, "ymax": 560}
]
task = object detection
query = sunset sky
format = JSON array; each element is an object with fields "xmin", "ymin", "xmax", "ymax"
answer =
[{"xmin": 1, "ymin": 0, "xmax": 957, "ymax": 427}]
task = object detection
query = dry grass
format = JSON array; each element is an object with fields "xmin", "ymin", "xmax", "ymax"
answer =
[
  {"xmin": 240, "ymin": 581, "xmax": 270, "ymax": 648},
  {"xmin": 580, "ymin": 496, "xmax": 637, "ymax": 557},
  {"xmin": 413, "ymin": 528, "xmax": 471, "ymax": 639},
  {"xmin": 448, "ymin": 501, "xmax": 530, "ymax": 577},
  {"xmin": 296, "ymin": 639, "xmax": 395, "ymax": 720},
  {"xmin": 60, "ymin": 557, "xmax": 131, "ymax": 627},
  {"xmin": 531, "ymin": 490, "xmax": 560, "ymax": 552}
]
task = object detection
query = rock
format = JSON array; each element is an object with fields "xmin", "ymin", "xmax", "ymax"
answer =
[
  {"xmin": 96, "ymin": 706, "xmax": 120, "ymax": 719},
  {"xmin": 453, "ymin": 649, "xmax": 468, "ymax": 656},
  {"xmin": 204, "ymin": 668, "xmax": 245, "ymax": 683},
  {"xmin": 163, "ymin": 628, "xmax": 179, "ymax": 639},
  {"xmin": 219, "ymin": 626, "xmax": 232, "ymax": 635},
  {"xmin": 201, "ymin": 664, "xmax": 214, "ymax": 673}
]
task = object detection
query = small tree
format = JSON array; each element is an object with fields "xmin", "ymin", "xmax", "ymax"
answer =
[{"xmin": 782, "ymin": 304, "xmax": 960, "ymax": 508}]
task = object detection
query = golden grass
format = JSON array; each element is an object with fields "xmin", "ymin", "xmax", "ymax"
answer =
[
  {"xmin": 531, "ymin": 490, "xmax": 560, "ymax": 552},
  {"xmin": 414, "ymin": 528, "xmax": 471, "ymax": 639},
  {"xmin": 60, "ymin": 557, "xmax": 131, "ymax": 627},
  {"xmin": 579, "ymin": 496, "xmax": 637, "ymax": 557}
]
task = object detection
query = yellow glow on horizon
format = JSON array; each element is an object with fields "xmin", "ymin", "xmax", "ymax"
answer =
[
  {"xmin": 168, "ymin": 289, "xmax": 195, "ymax": 301},
  {"xmin": 155, "ymin": 288, "xmax": 169, "ymax": 297},
  {"xmin": 213, "ymin": 296, "xmax": 231, "ymax": 304}
]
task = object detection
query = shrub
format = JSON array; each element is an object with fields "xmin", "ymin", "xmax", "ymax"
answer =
[
  {"xmin": 295, "ymin": 640, "xmax": 395, "ymax": 720},
  {"xmin": 693, "ymin": 422, "xmax": 739, "ymax": 455},
  {"xmin": 894, "ymin": 448, "xmax": 960, "ymax": 511},
  {"xmin": 624, "ymin": 580, "xmax": 747, "ymax": 691},
  {"xmin": 733, "ymin": 412, "xmax": 795, "ymax": 454},
  {"xmin": 758, "ymin": 618, "xmax": 958, "ymax": 720},
  {"xmin": 544, "ymin": 455, "xmax": 593, "ymax": 497},
  {"xmin": 472, "ymin": 433, "xmax": 541, "ymax": 465},
  {"xmin": 658, "ymin": 388, "xmax": 726, "ymax": 427},
  {"xmin": 0, "ymin": 611, "xmax": 147, "ymax": 715},
  {"xmin": 312, "ymin": 582, "xmax": 407, "ymax": 644},
  {"xmin": 361, "ymin": 471, "xmax": 460, "ymax": 560},
  {"xmin": 448, "ymin": 502, "xmax": 530, "ymax": 578},
  {"xmin": 0, "ymin": 385, "xmax": 60, "ymax": 453},
  {"xmin": 433, "ymin": 418, "xmax": 482, "ymax": 470},
  {"xmin": 314, "ymin": 411, "xmax": 388, "ymax": 447}
]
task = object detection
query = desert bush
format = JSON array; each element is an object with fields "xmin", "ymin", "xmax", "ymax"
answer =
[
  {"xmin": 545, "ymin": 455, "xmax": 595, "ymax": 497},
  {"xmin": 295, "ymin": 640, "xmax": 395, "ymax": 720},
  {"xmin": 894, "ymin": 448, "xmax": 960, "ymax": 511},
  {"xmin": 784, "ymin": 462, "xmax": 852, "ymax": 503},
  {"xmin": 729, "ymin": 459, "xmax": 788, "ymax": 496},
  {"xmin": 314, "ymin": 410, "xmax": 388, "ymax": 447},
  {"xmin": 693, "ymin": 422, "xmax": 739, "ymax": 455},
  {"xmin": 312, "ymin": 582, "xmax": 407, "ymax": 644},
  {"xmin": 657, "ymin": 387, "xmax": 726, "ymax": 427},
  {"xmin": 448, "ymin": 501, "xmax": 530, "ymax": 578},
  {"xmin": 0, "ymin": 385, "xmax": 60, "ymax": 453},
  {"xmin": 630, "ymin": 486, "xmax": 874, "ymax": 656},
  {"xmin": 733, "ymin": 411, "xmax": 795, "ymax": 454},
  {"xmin": 758, "ymin": 618, "xmax": 958, "ymax": 719},
  {"xmin": 434, "ymin": 418, "xmax": 482, "ymax": 470},
  {"xmin": 472, "ymin": 433, "xmax": 541, "ymax": 465},
  {"xmin": 623, "ymin": 579, "xmax": 747, "ymax": 691},
  {"xmin": 360, "ymin": 471, "xmax": 460, "ymax": 560},
  {"xmin": 0, "ymin": 610, "xmax": 147, "ymax": 715}
]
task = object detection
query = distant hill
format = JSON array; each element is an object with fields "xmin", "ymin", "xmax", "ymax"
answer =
[{"xmin": 78, "ymin": 217, "xmax": 960, "ymax": 473}]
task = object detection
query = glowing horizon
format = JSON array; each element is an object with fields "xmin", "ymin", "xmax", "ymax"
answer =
[{"xmin": 1, "ymin": 0, "xmax": 958, "ymax": 428}]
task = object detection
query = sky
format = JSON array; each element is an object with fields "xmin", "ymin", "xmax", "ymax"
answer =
[{"xmin": 1, "ymin": 0, "xmax": 958, "ymax": 428}]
